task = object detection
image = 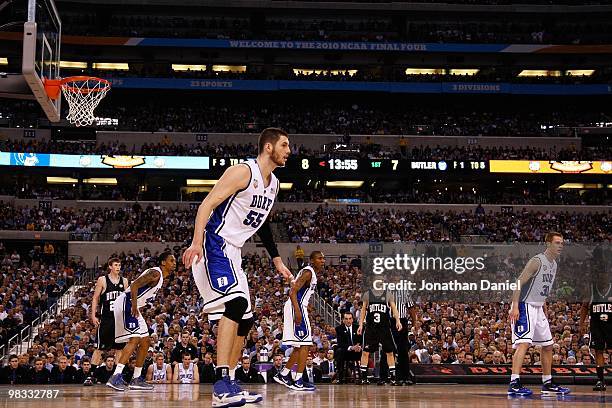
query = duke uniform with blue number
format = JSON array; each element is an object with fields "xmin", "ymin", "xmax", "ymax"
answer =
[
  {"xmin": 282, "ymin": 265, "xmax": 318, "ymax": 347},
  {"xmin": 193, "ymin": 159, "xmax": 279, "ymax": 321},
  {"xmin": 114, "ymin": 267, "xmax": 164, "ymax": 343},
  {"xmin": 511, "ymin": 253, "xmax": 556, "ymax": 349}
]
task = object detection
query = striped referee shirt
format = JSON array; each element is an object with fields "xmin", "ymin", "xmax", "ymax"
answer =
[{"xmin": 393, "ymin": 289, "xmax": 415, "ymax": 319}]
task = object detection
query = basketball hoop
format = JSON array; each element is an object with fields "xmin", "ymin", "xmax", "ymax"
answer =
[{"xmin": 45, "ymin": 76, "xmax": 111, "ymax": 127}]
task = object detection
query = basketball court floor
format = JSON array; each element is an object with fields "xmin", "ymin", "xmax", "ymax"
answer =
[{"xmin": 1, "ymin": 384, "xmax": 608, "ymax": 407}]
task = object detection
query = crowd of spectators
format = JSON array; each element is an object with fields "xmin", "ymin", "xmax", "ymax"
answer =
[
  {"xmin": 2, "ymin": 135, "xmax": 609, "ymax": 161},
  {"xmin": 275, "ymin": 206, "xmax": 612, "ymax": 243},
  {"xmin": 0, "ymin": 202, "xmax": 610, "ymax": 243},
  {"xmin": 0, "ymin": 242, "xmax": 87, "ymax": 351},
  {"xmin": 4, "ymin": 96, "xmax": 610, "ymax": 137},
  {"xmin": 59, "ymin": 11, "xmax": 612, "ymax": 45}
]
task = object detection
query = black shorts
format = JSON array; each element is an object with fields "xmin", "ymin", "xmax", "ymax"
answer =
[
  {"xmin": 97, "ymin": 317, "xmax": 125, "ymax": 351},
  {"xmin": 363, "ymin": 325, "xmax": 396, "ymax": 353},
  {"xmin": 590, "ymin": 320, "xmax": 612, "ymax": 351}
]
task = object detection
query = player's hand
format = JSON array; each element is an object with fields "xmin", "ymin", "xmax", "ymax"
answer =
[
  {"xmin": 508, "ymin": 305, "xmax": 519, "ymax": 325},
  {"xmin": 91, "ymin": 315, "xmax": 99, "ymax": 327},
  {"xmin": 182, "ymin": 244, "xmax": 203, "ymax": 270},
  {"xmin": 294, "ymin": 311, "xmax": 303, "ymax": 326},
  {"xmin": 353, "ymin": 345, "xmax": 362, "ymax": 353},
  {"xmin": 396, "ymin": 321, "xmax": 402, "ymax": 332},
  {"xmin": 131, "ymin": 303, "xmax": 140, "ymax": 318},
  {"xmin": 357, "ymin": 325, "xmax": 363, "ymax": 336},
  {"xmin": 273, "ymin": 257, "xmax": 292, "ymax": 283}
]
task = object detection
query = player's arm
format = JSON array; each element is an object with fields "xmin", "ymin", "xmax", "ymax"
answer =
[
  {"xmin": 145, "ymin": 365, "xmax": 154, "ymax": 383},
  {"xmin": 357, "ymin": 296, "xmax": 368, "ymax": 336},
  {"xmin": 389, "ymin": 300, "xmax": 402, "ymax": 331},
  {"xmin": 172, "ymin": 365, "xmax": 179, "ymax": 384},
  {"xmin": 509, "ymin": 257, "xmax": 540, "ymax": 323},
  {"xmin": 183, "ymin": 165, "xmax": 250, "ymax": 268},
  {"xmin": 192, "ymin": 366, "xmax": 200, "ymax": 384},
  {"xmin": 289, "ymin": 270, "xmax": 312, "ymax": 325},
  {"xmin": 165, "ymin": 365, "xmax": 172, "ymax": 384},
  {"xmin": 129, "ymin": 269, "xmax": 161, "ymax": 317},
  {"xmin": 90, "ymin": 276, "xmax": 105, "ymax": 326},
  {"xmin": 257, "ymin": 219, "xmax": 292, "ymax": 282},
  {"xmin": 579, "ymin": 302, "xmax": 590, "ymax": 336},
  {"xmin": 409, "ymin": 305, "xmax": 418, "ymax": 326}
]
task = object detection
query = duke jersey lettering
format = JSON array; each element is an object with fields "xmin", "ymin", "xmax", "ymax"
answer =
[
  {"xmin": 520, "ymin": 253, "xmax": 557, "ymax": 306},
  {"xmin": 205, "ymin": 159, "xmax": 279, "ymax": 248},
  {"xmin": 128, "ymin": 267, "xmax": 164, "ymax": 308},
  {"xmin": 100, "ymin": 275, "xmax": 125, "ymax": 318},
  {"xmin": 590, "ymin": 281, "xmax": 612, "ymax": 323},
  {"xmin": 366, "ymin": 289, "xmax": 392, "ymax": 329},
  {"xmin": 153, "ymin": 363, "xmax": 169, "ymax": 382},
  {"xmin": 178, "ymin": 363, "xmax": 195, "ymax": 383}
]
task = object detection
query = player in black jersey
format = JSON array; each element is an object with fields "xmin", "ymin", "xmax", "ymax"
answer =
[
  {"xmin": 580, "ymin": 268, "xmax": 611, "ymax": 392},
  {"xmin": 91, "ymin": 257, "xmax": 129, "ymax": 372},
  {"xmin": 357, "ymin": 288, "xmax": 402, "ymax": 385}
]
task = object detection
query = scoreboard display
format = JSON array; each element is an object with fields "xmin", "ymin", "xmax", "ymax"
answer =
[
  {"xmin": 210, "ymin": 157, "xmax": 488, "ymax": 173},
  {"xmin": 295, "ymin": 158, "xmax": 488, "ymax": 173}
]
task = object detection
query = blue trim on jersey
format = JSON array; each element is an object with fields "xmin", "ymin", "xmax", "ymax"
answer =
[
  {"xmin": 203, "ymin": 230, "xmax": 238, "ymax": 295},
  {"xmin": 297, "ymin": 286, "xmax": 307, "ymax": 305},
  {"xmin": 292, "ymin": 302, "xmax": 310, "ymax": 341},
  {"xmin": 514, "ymin": 302, "xmax": 530, "ymax": 338},
  {"xmin": 123, "ymin": 296, "xmax": 140, "ymax": 333}
]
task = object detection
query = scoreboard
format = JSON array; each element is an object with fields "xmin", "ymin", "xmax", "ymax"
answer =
[{"xmin": 210, "ymin": 157, "xmax": 488, "ymax": 173}]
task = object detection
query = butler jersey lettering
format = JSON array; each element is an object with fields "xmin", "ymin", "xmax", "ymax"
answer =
[
  {"xmin": 100, "ymin": 275, "xmax": 125, "ymax": 318},
  {"xmin": 590, "ymin": 281, "xmax": 612, "ymax": 323},
  {"xmin": 365, "ymin": 289, "xmax": 392, "ymax": 328},
  {"xmin": 205, "ymin": 159, "xmax": 279, "ymax": 248},
  {"xmin": 520, "ymin": 253, "xmax": 557, "ymax": 306}
]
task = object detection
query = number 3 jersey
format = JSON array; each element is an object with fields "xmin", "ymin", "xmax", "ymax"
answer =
[
  {"xmin": 206, "ymin": 159, "xmax": 279, "ymax": 248},
  {"xmin": 519, "ymin": 253, "xmax": 557, "ymax": 306}
]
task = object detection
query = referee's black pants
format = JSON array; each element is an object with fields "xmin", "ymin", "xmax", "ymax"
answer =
[{"xmin": 379, "ymin": 318, "xmax": 409, "ymax": 380}]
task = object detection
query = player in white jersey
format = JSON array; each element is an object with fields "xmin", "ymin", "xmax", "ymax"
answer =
[
  {"xmin": 107, "ymin": 252, "xmax": 176, "ymax": 392},
  {"xmin": 173, "ymin": 353, "xmax": 200, "ymax": 384},
  {"xmin": 274, "ymin": 251, "xmax": 324, "ymax": 391},
  {"xmin": 508, "ymin": 232, "xmax": 570, "ymax": 396},
  {"xmin": 146, "ymin": 353, "xmax": 171, "ymax": 384},
  {"xmin": 183, "ymin": 128, "xmax": 292, "ymax": 408}
]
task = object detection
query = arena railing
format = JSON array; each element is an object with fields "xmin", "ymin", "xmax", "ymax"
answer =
[{"xmin": 1, "ymin": 257, "xmax": 99, "ymax": 362}]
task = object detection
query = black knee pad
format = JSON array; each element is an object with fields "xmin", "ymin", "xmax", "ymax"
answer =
[
  {"xmin": 237, "ymin": 317, "xmax": 254, "ymax": 337},
  {"xmin": 223, "ymin": 297, "xmax": 248, "ymax": 323}
]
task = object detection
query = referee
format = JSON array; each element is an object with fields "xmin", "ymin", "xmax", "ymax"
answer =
[{"xmin": 380, "ymin": 288, "xmax": 417, "ymax": 385}]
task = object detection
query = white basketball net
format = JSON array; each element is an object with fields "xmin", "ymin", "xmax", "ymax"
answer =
[{"xmin": 61, "ymin": 78, "xmax": 110, "ymax": 127}]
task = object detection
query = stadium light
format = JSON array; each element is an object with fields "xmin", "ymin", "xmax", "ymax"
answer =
[
  {"xmin": 186, "ymin": 179, "xmax": 218, "ymax": 186},
  {"xmin": 325, "ymin": 181, "xmax": 364, "ymax": 188},
  {"xmin": 518, "ymin": 70, "xmax": 561, "ymax": 77},
  {"xmin": 92, "ymin": 63, "xmax": 130, "ymax": 71},
  {"xmin": 448, "ymin": 69, "xmax": 479, "ymax": 76},
  {"xmin": 212, "ymin": 65, "xmax": 246, "ymax": 73},
  {"xmin": 82, "ymin": 178, "xmax": 118, "ymax": 185},
  {"xmin": 0, "ymin": 58, "xmax": 7, "ymax": 65},
  {"xmin": 566, "ymin": 70, "xmax": 595, "ymax": 76},
  {"xmin": 172, "ymin": 64, "xmax": 206, "ymax": 72},
  {"xmin": 46, "ymin": 177, "xmax": 78, "ymax": 184},
  {"xmin": 279, "ymin": 183, "xmax": 293, "ymax": 190},
  {"xmin": 405, "ymin": 68, "xmax": 444, "ymax": 75},
  {"xmin": 60, "ymin": 61, "xmax": 88, "ymax": 69}
]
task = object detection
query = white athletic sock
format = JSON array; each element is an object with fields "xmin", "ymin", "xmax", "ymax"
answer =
[
  {"xmin": 542, "ymin": 374, "xmax": 552, "ymax": 384},
  {"xmin": 295, "ymin": 373, "xmax": 303, "ymax": 381},
  {"xmin": 230, "ymin": 367, "xmax": 237, "ymax": 381},
  {"xmin": 133, "ymin": 367, "xmax": 142, "ymax": 379},
  {"xmin": 511, "ymin": 374, "xmax": 520, "ymax": 382},
  {"xmin": 114, "ymin": 363, "xmax": 125, "ymax": 376},
  {"xmin": 281, "ymin": 368, "xmax": 291, "ymax": 376},
  {"xmin": 291, "ymin": 371, "xmax": 298, "ymax": 380}
]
